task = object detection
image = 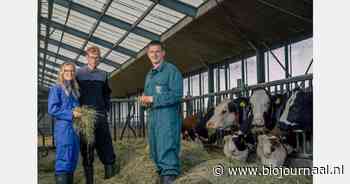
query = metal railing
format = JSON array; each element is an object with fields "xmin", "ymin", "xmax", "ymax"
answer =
[{"xmin": 38, "ymin": 74, "xmax": 313, "ymax": 149}]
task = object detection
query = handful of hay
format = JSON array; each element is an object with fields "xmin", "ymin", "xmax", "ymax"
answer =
[{"xmin": 73, "ymin": 105, "xmax": 97, "ymax": 145}]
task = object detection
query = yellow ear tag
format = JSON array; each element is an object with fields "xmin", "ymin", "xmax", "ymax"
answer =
[{"xmin": 240, "ymin": 101, "xmax": 246, "ymax": 107}]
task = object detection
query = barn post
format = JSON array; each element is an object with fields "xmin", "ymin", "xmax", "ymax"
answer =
[
  {"xmin": 256, "ymin": 48, "xmax": 266, "ymax": 83},
  {"xmin": 285, "ymin": 44, "xmax": 290, "ymax": 78},
  {"xmin": 199, "ymin": 72, "xmax": 203, "ymax": 113},
  {"xmin": 216, "ymin": 65, "xmax": 220, "ymax": 103},
  {"xmin": 208, "ymin": 64, "xmax": 215, "ymax": 108}
]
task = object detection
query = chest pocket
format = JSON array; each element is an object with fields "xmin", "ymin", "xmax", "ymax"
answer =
[{"xmin": 154, "ymin": 76, "xmax": 169, "ymax": 95}]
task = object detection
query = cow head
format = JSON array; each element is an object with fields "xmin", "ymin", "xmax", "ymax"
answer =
[
  {"xmin": 206, "ymin": 99, "xmax": 239, "ymax": 129},
  {"xmin": 249, "ymin": 89, "xmax": 272, "ymax": 133}
]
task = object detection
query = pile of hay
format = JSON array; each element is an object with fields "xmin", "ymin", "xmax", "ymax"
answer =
[
  {"xmin": 174, "ymin": 158, "xmax": 312, "ymax": 184},
  {"xmin": 38, "ymin": 139, "xmax": 312, "ymax": 184}
]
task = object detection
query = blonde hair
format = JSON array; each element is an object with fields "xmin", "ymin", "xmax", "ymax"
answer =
[{"xmin": 57, "ymin": 62, "xmax": 80, "ymax": 97}]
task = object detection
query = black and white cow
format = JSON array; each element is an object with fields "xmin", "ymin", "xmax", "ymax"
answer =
[
  {"xmin": 279, "ymin": 88, "xmax": 313, "ymax": 131},
  {"xmin": 223, "ymin": 132, "xmax": 249, "ymax": 161}
]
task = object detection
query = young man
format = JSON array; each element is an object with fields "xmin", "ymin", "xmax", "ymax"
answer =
[
  {"xmin": 140, "ymin": 41, "xmax": 183, "ymax": 184},
  {"xmin": 76, "ymin": 46, "xmax": 117, "ymax": 184}
]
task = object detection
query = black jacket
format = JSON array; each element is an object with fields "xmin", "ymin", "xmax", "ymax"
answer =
[{"xmin": 76, "ymin": 66, "xmax": 111, "ymax": 112}]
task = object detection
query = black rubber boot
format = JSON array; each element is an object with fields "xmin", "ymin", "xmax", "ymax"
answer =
[
  {"xmin": 104, "ymin": 163, "xmax": 120, "ymax": 179},
  {"xmin": 83, "ymin": 166, "xmax": 94, "ymax": 184},
  {"xmin": 55, "ymin": 173, "xmax": 73, "ymax": 184},
  {"xmin": 160, "ymin": 175, "xmax": 176, "ymax": 184}
]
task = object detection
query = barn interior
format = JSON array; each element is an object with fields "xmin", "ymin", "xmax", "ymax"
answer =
[{"xmin": 38, "ymin": 1, "xmax": 313, "ymax": 183}]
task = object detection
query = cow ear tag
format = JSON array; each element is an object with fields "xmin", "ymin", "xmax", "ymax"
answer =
[{"xmin": 240, "ymin": 101, "xmax": 246, "ymax": 107}]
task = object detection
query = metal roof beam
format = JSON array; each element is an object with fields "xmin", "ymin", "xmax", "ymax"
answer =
[
  {"xmin": 38, "ymin": 57, "xmax": 61, "ymax": 68},
  {"xmin": 38, "ymin": 86, "xmax": 50, "ymax": 93},
  {"xmin": 256, "ymin": 0, "xmax": 312, "ymax": 24},
  {"xmin": 39, "ymin": 76, "xmax": 56, "ymax": 83},
  {"xmin": 54, "ymin": 0, "xmax": 160, "ymax": 41},
  {"xmin": 41, "ymin": 0, "xmax": 54, "ymax": 87},
  {"xmin": 73, "ymin": 0, "xmax": 114, "ymax": 65},
  {"xmin": 40, "ymin": 75, "xmax": 57, "ymax": 82},
  {"xmin": 39, "ymin": 35, "xmax": 121, "ymax": 68},
  {"xmin": 39, "ymin": 48, "xmax": 85, "ymax": 66},
  {"xmin": 38, "ymin": 66, "xmax": 58, "ymax": 76},
  {"xmin": 103, "ymin": 0, "xmax": 157, "ymax": 75},
  {"xmin": 158, "ymin": 0, "xmax": 198, "ymax": 17},
  {"xmin": 40, "ymin": 17, "xmax": 137, "ymax": 57}
]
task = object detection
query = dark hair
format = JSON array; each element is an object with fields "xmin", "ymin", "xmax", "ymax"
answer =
[{"xmin": 147, "ymin": 40, "xmax": 165, "ymax": 50}]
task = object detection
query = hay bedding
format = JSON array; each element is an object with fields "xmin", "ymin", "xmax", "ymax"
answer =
[{"xmin": 38, "ymin": 139, "xmax": 312, "ymax": 184}]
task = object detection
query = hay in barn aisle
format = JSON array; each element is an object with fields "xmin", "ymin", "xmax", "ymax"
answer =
[
  {"xmin": 38, "ymin": 139, "xmax": 312, "ymax": 184},
  {"xmin": 73, "ymin": 106, "xmax": 97, "ymax": 145},
  {"xmin": 174, "ymin": 158, "xmax": 313, "ymax": 184}
]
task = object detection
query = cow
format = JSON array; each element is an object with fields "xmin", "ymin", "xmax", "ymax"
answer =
[
  {"xmin": 223, "ymin": 131, "xmax": 249, "ymax": 162},
  {"xmin": 205, "ymin": 97, "xmax": 253, "ymax": 145},
  {"xmin": 249, "ymin": 88, "xmax": 293, "ymax": 135},
  {"xmin": 278, "ymin": 88, "xmax": 313, "ymax": 155},
  {"xmin": 256, "ymin": 134, "xmax": 293, "ymax": 167},
  {"xmin": 206, "ymin": 97, "xmax": 250, "ymax": 129},
  {"xmin": 249, "ymin": 88, "xmax": 273, "ymax": 134},
  {"xmin": 279, "ymin": 88, "xmax": 313, "ymax": 131},
  {"xmin": 182, "ymin": 107, "xmax": 216, "ymax": 144}
]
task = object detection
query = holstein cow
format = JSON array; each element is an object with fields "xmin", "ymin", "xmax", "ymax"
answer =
[
  {"xmin": 278, "ymin": 88, "xmax": 313, "ymax": 154},
  {"xmin": 249, "ymin": 88, "xmax": 273, "ymax": 134},
  {"xmin": 249, "ymin": 88, "xmax": 291, "ymax": 135},
  {"xmin": 223, "ymin": 132, "xmax": 249, "ymax": 162},
  {"xmin": 257, "ymin": 134, "xmax": 293, "ymax": 167},
  {"xmin": 206, "ymin": 97, "xmax": 255, "ymax": 151},
  {"xmin": 279, "ymin": 88, "xmax": 313, "ymax": 131}
]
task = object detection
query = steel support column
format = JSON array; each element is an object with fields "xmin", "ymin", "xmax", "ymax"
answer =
[
  {"xmin": 256, "ymin": 48, "xmax": 265, "ymax": 83},
  {"xmin": 208, "ymin": 64, "xmax": 214, "ymax": 108},
  {"xmin": 285, "ymin": 44, "xmax": 290, "ymax": 78}
]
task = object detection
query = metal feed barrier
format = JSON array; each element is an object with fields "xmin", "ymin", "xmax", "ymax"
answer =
[{"xmin": 38, "ymin": 74, "xmax": 313, "ymax": 158}]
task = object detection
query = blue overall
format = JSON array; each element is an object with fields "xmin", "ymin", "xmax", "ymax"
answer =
[
  {"xmin": 48, "ymin": 84, "xmax": 80, "ymax": 174},
  {"xmin": 144, "ymin": 61, "xmax": 183, "ymax": 176}
]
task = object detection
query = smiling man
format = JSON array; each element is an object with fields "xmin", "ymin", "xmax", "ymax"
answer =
[
  {"xmin": 76, "ymin": 46, "xmax": 117, "ymax": 184},
  {"xmin": 140, "ymin": 40, "xmax": 183, "ymax": 184}
]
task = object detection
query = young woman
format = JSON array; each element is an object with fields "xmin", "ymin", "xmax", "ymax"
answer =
[{"xmin": 48, "ymin": 62, "xmax": 81, "ymax": 184}]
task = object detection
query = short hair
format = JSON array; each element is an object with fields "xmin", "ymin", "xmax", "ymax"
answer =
[
  {"xmin": 147, "ymin": 40, "xmax": 165, "ymax": 50},
  {"xmin": 85, "ymin": 46, "xmax": 101, "ymax": 56}
]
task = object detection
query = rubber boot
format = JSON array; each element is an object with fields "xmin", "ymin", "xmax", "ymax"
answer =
[
  {"xmin": 104, "ymin": 163, "xmax": 119, "ymax": 179},
  {"xmin": 55, "ymin": 173, "xmax": 73, "ymax": 184},
  {"xmin": 160, "ymin": 175, "xmax": 176, "ymax": 184},
  {"xmin": 83, "ymin": 166, "xmax": 94, "ymax": 184}
]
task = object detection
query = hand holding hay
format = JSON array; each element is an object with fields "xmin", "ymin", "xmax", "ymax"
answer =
[
  {"xmin": 73, "ymin": 108, "xmax": 82, "ymax": 119},
  {"xmin": 73, "ymin": 106, "xmax": 97, "ymax": 145}
]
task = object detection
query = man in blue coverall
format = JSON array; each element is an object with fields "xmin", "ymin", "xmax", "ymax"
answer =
[{"xmin": 140, "ymin": 40, "xmax": 183, "ymax": 184}]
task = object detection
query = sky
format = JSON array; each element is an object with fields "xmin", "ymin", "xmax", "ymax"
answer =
[{"xmin": 184, "ymin": 37, "xmax": 313, "ymax": 96}]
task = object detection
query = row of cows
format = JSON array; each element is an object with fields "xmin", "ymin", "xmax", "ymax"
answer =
[{"xmin": 182, "ymin": 87, "xmax": 313, "ymax": 167}]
